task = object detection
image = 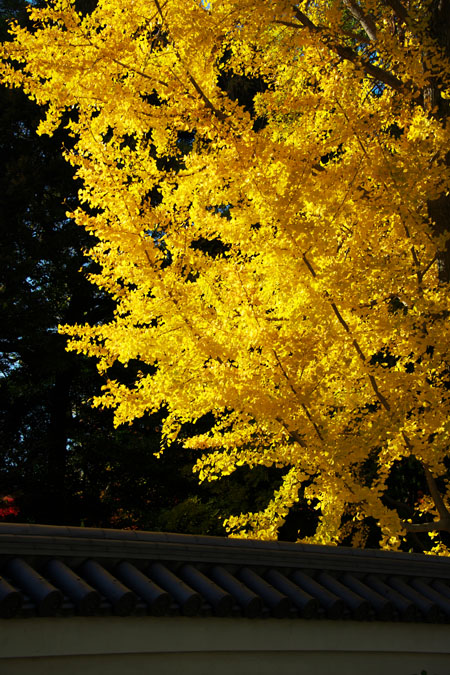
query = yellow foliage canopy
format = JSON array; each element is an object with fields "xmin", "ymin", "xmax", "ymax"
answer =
[{"xmin": 3, "ymin": 0, "xmax": 450, "ymax": 549}]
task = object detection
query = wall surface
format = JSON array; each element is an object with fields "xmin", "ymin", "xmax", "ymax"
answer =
[{"xmin": 0, "ymin": 616, "xmax": 449, "ymax": 675}]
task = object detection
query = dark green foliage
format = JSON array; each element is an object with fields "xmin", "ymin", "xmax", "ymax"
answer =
[{"xmin": 0, "ymin": 0, "xmax": 180, "ymax": 528}]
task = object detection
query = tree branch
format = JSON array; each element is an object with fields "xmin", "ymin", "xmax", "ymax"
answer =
[
  {"xmin": 112, "ymin": 58, "xmax": 168, "ymax": 89},
  {"xmin": 302, "ymin": 252, "xmax": 391, "ymax": 412},
  {"xmin": 383, "ymin": 487, "xmax": 449, "ymax": 541},
  {"xmin": 275, "ymin": 19, "xmax": 371, "ymax": 44},
  {"xmin": 301, "ymin": 403, "xmax": 324, "ymax": 441},
  {"xmin": 421, "ymin": 252, "xmax": 438, "ymax": 280},
  {"xmin": 383, "ymin": 494, "xmax": 414, "ymax": 515},
  {"xmin": 423, "ymin": 464, "xmax": 450, "ymax": 522},
  {"xmin": 273, "ymin": 349, "xmax": 324, "ymax": 442},
  {"xmin": 403, "ymin": 518, "xmax": 450, "ymax": 533},
  {"xmin": 153, "ymin": 0, "xmax": 227, "ymax": 121},
  {"xmin": 383, "ymin": 0, "xmax": 409, "ymax": 23},
  {"xmin": 276, "ymin": 416, "xmax": 307, "ymax": 448},
  {"xmin": 343, "ymin": 0, "xmax": 377, "ymax": 41},
  {"xmin": 186, "ymin": 72, "xmax": 228, "ymax": 122},
  {"xmin": 394, "ymin": 464, "xmax": 450, "ymax": 534},
  {"xmin": 292, "ymin": 7, "xmax": 318, "ymax": 32},
  {"xmin": 291, "ymin": 6, "xmax": 407, "ymax": 93}
]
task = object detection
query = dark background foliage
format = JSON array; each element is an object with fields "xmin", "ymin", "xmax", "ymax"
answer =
[{"xmin": 0, "ymin": 0, "xmax": 283, "ymax": 533}]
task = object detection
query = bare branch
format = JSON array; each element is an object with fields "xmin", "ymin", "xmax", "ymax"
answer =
[{"xmin": 343, "ymin": 0, "xmax": 377, "ymax": 41}]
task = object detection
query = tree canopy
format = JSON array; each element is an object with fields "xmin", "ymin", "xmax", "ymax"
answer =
[{"xmin": 2, "ymin": 0, "xmax": 450, "ymax": 551}]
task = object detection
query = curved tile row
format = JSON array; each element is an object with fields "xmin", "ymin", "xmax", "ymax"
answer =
[{"xmin": 1, "ymin": 556, "xmax": 450, "ymax": 623}]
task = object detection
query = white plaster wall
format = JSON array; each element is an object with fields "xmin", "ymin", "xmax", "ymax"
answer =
[{"xmin": 0, "ymin": 616, "xmax": 449, "ymax": 675}]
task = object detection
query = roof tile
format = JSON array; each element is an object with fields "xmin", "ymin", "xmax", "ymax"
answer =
[{"xmin": 2, "ymin": 523, "xmax": 450, "ymax": 624}]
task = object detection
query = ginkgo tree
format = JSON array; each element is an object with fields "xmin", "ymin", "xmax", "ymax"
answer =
[{"xmin": 2, "ymin": 0, "xmax": 450, "ymax": 550}]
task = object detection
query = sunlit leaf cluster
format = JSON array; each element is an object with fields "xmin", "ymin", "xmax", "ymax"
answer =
[{"xmin": 3, "ymin": 0, "xmax": 450, "ymax": 549}]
